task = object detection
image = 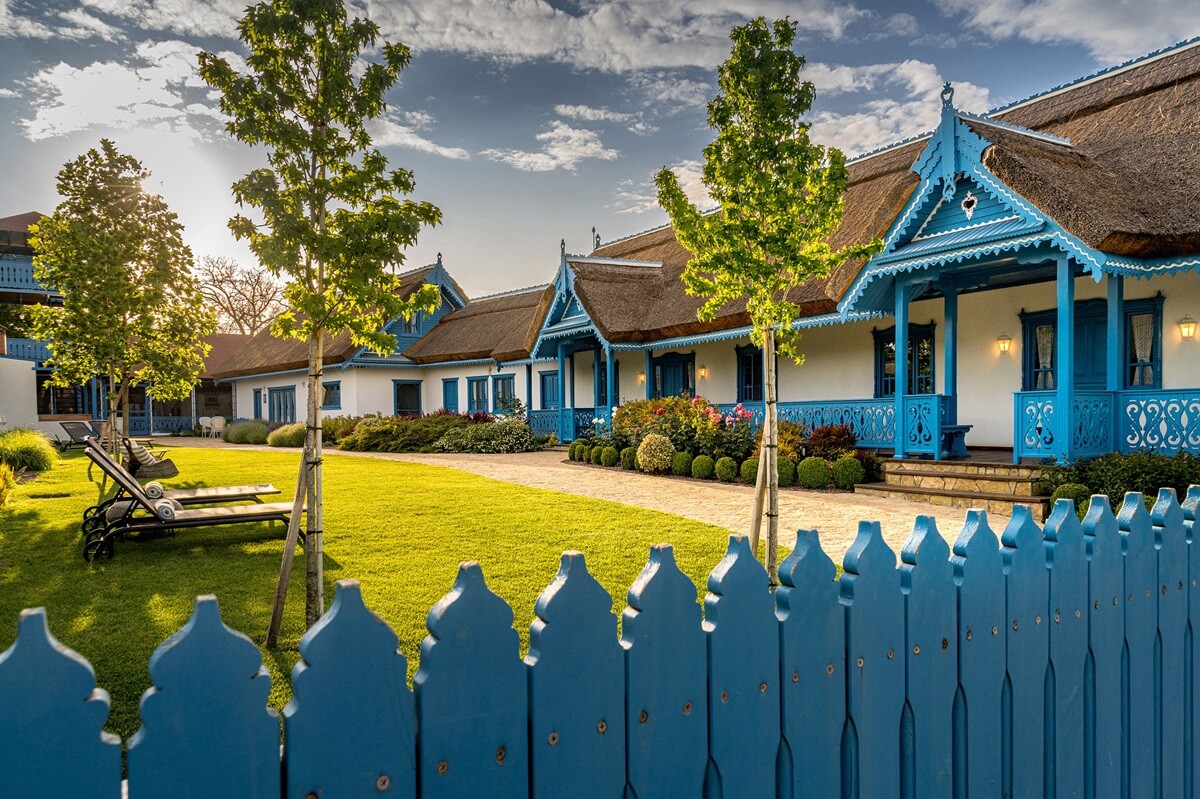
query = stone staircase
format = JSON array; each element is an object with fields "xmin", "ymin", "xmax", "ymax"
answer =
[{"xmin": 854, "ymin": 457, "xmax": 1051, "ymax": 521}]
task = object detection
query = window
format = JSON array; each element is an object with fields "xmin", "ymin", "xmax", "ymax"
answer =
[
  {"xmin": 1126, "ymin": 297, "xmax": 1163, "ymax": 388},
  {"xmin": 493, "ymin": 375, "xmax": 515, "ymax": 412},
  {"xmin": 252, "ymin": 388, "xmax": 262, "ymax": 420},
  {"xmin": 393, "ymin": 380, "xmax": 421, "ymax": 416},
  {"xmin": 597, "ymin": 361, "xmax": 619, "ymax": 406},
  {"xmin": 540, "ymin": 371, "xmax": 559, "ymax": 410},
  {"xmin": 267, "ymin": 387, "xmax": 296, "ymax": 423},
  {"xmin": 736, "ymin": 345, "xmax": 763, "ymax": 403},
  {"xmin": 467, "ymin": 377, "xmax": 488, "ymax": 413},
  {"xmin": 402, "ymin": 312, "xmax": 421, "ymax": 334},
  {"xmin": 873, "ymin": 324, "xmax": 935, "ymax": 398},
  {"xmin": 653, "ymin": 352, "xmax": 695, "ymax": 398},
  {"xmin": 321, "ymin": 381, "xmax": 341, "ymax": 410}
]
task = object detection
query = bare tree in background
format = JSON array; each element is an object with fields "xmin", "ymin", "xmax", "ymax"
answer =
[{"xmin": 196, "ymin": 255, "xmax": 285, "ymax": 334}]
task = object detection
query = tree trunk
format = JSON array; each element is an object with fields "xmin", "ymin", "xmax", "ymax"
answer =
[
  {"xmin": 747, "ymin": 416, "xmax": 768, "ymax": 554},
  {"xmin": 304, "ymin": 333, "xmax": 325, "ymax": 627},
  {"xmin": 764, "ymin": 328, "xmax": 780, "ymax": 585}
]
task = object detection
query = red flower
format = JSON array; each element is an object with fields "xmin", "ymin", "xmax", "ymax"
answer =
[{"xmin": 655, "ymin": 407, "xmax": 665, "ymax": 416}]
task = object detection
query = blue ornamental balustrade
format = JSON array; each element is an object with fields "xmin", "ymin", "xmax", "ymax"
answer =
[
  {"xmin": 4, "ymin": 338, "xmax": 50, "ymax": 364},
  {"xmin": 1120, "ymin": 388, "xmax": 1200, "ymax": 455},
  {"xmin": 528, "ymin": 410, "xmax": 558, "ymax": 438},
  {"xmin": 3, "ymin": 489, "xmax": 1200, "ymax": 797},
  {"xmin": 0, "ymin": 258, "xmax": 48, "ymax": 295},
  {"xmin": 571, "ymin": 407, "xmax": 595, "ymax": 440}
]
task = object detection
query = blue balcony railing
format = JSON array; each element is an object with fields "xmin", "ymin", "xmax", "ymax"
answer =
[
  {"xmin": 1120, "ymin": 389, "xmax": 1200, "ymax": 455},
  {"xmin": 0, "ymin": 258, "xmax": 50, "ymax": 294},
  {"xmin": 5, "ymin": 338, "xmax": 50, "ymax": 363},
  {"xmin": 529, "ymin": 410, "xmax": 557, "ymax": 438}
]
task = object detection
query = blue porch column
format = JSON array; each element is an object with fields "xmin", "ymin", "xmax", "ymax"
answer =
[
  {"xmin": 1106, "ymin": 274, "xmax": 1124, "ymax": 391},
  {"xmin": 943, "ymin": 284, "xmax": 958, "ymax": 424},
  {"xmin": 894, "ymin": 277, "xmax": 910, "ymax": 459},
  {"xmin": 525, "ymin": 364, "xmax": 533, "ymax": 410},
  {"xmin": 556, "ymin": 341, "xmax": 570, "ymax": 441},
  {"xmin": 593, "ymin": 344, "xmax": 602, "ymax": 409},
  {"xmin": 605, "ymin": 344, "xmax": 616, "ymax": 413},
  {"xmin": 569, "ymin": 354, "xmax": 576, "ymax": 409},
  {"xmin": 644, "ymin": 350, "xmax": 654, "ymax": 399},
  {"xmin": 1054, "ymin": 257, "xmax": 1076, "ymax": 463}
]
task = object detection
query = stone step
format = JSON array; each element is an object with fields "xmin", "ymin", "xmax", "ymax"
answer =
[
  {"xmin": 855, "ymin": 482, "xmax": 1051, "ymax": 523},
  {"xmin": 883, "ymin": 468, "xmax": 1043, "ymax": 497},
  {"xmin": 883, "ymin": 458, "xmax": 1043, "ymax": 481}
]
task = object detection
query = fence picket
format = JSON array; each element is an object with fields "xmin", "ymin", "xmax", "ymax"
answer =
[
  {"xmin": 283, "ymin": 580, "xmax": 415, "ymax": 799},
  {"xmin": 1081, "ymin": 496, "xmax": 1123, "ymax": 799},
  {"xmin": 527, "ymin": 552, "xmax": 624, "ymax": 798},
  {"xmin": 1000, "ymin": 505, "xmax": 1050, "ymax": 799},
  {"xmin": 1184, "ymin": 485, "xmax": 1200, "ymax": 799},
  {"xmin": 126, "ymin": 596, "xmax": 280, "ymax": 798},
  {"xmin": 1043, "ymin": 500, "xmax": 1089, "ymax": 799},
  {"xmin": 1152, "ymin": 489, "xmax": 1188, "ymax": 799},
  {"xmin": 842, "ymin": 520, "xmax": 905, "ymax": 799},
  {"xmin": 703, "ymin": 535, "xmax": 780, "ymax": 799},
  {"xmin": 776, "ymin": 530, "xmax": 844, "ymax": 798},
  {"xmin": 415, "ymin": 563, "xmax": 527, "ymax": 799},
  {"xmin": 0, "ymin": 608, "xmax": 121, "ymax": 799},
  {"xmin": 898, "ymin": 516, "xmax": 955, "ymax": 799},
  {"xmin": 1118, "ymin": 494, "xmax": 1157, "ymax": 799},
  {"xmin": 621, "ymin": 544, "xmax": 707, "ymax": 798},
  {"xmin": 950, "ymin": 510, "xmax": 1005, "ymax": 799}
]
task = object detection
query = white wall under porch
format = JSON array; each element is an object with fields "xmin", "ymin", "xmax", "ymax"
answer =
[{"xmin": 0, "ymin": 356, "xmax": 39, "ymax": 430}]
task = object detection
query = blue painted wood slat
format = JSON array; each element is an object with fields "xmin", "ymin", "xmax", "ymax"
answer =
[
  {"xmin": 950, "ymin": 511, "xmax": 1005, "ymax": 799},
  {"xmin": 126, "ymin": 596, "xmax": 280, "ymax": 798},
  {"xmin": 1151, "ymin": 489, "xmax": 1188, "ymax": 799},
  {"xmin": 842, "ymin": 521, "xmax": 905, "ymax": 799},
  {"xmin": 1081, "ymin": 496, "xmax": 1124, "ymax": 799},
  {"xmin": 1183, "ymin": 485, "xmax": 1200, "ymax": 799},
  {"xmin": 703, "ymin": 535, "xmax": 780, "ymax": 799},
  {"xmin": 283, "ymin": 580, "xmax": 415, "ymax": 799},
  {"xmin": 0, "ymin": 608, "xmax": 121, "ymax": 799},
  {"xmin": 1000, "ymin": 506, "xmax": 1049, "ymax": 799},
  {"xmin": 527, "ymin": 552, "xmax": 624, "ymax": 799},
  {"xmin": 899, "ymin": 516, "xmax": 956, "ymax": 799},
  {"xmin": 621, "ymin": 545, "xmax": 707, "ymax": 798},
  {"xmin": 1118, "ymin": 494, "xmax": 1157, "ymax": 799},
  {"xmin": 1043, "ymin": 500, "xmax": 1089, "ymax": 799},
  {"xmin": 777, "ymin": 531, "xmax": 845, "ymax": 799},
  {"xmin": 415, "ymin": 563, "xmax": 527, "ymax": 799}
]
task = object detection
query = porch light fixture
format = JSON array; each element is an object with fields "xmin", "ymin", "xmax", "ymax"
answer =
[
  {"xmin": 637, "ymin": 370, "xmax": 646, "ymax": 384},
  {"xmin": 697, "ymin": 365, "xmax": 709, "ymax": 379},
  {"xmin": 997, "ymin": 333, "xmax": 1012, "ymax": 354},
  {"xmin": 1180, "ymin": 316, "xmax": 1197, "ymax": 340}
]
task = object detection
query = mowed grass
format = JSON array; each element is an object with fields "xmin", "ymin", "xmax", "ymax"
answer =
[{"xmin": 0, "ymin": 446, "xmax": 740, "ymax": 741}]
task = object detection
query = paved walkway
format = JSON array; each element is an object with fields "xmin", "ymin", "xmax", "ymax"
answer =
[{"xmin": 163, "ymin": 437, "xmax": 1013, "ymax": 558}]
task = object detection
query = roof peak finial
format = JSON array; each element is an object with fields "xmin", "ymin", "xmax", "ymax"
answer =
[
  {"xmin": 436, "ymin": 252, "xmax": 443, "ymax": 266},
  {"xmin": 941, "ymin": 82, "xmax": 954, "ymax": 110},
  {"xmin": 560, "ymin": 238, "xmax": 566, "ymax": 253},
  {"xmin": 592, "ymin": 226, "xmax": 600, "ymax": 249}
]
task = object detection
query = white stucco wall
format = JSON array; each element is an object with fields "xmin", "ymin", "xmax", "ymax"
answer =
[{"xmin": 0, "ymin": 357, "xmax": 39, "ymax": 430}]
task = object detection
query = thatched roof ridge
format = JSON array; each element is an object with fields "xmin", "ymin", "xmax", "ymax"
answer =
[{"xmin": 403, "ymin": 284, "xmax": 554, "ymax": 364}]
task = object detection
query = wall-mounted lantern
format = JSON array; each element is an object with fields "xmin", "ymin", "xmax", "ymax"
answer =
[
  {"xmin": 1180, "ymin": 316, "xmax": 1197, "ymax": 340},
  {"xmin": 997, "ymin": 333, "xmax": 1012, "ymax": 354}
]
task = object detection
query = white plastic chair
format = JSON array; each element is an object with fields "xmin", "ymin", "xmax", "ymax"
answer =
[
  {"xmin": 198, "ymin": 416, "xmax": 212, "ymax": 436},
  {"xmin": 209, "ymin": 416, "xmax": 226, "ymax": 438}
]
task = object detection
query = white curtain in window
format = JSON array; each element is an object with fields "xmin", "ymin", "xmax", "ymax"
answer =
[
  {"xmin": 1131, "ymin": 313, "xmax": 1154, "ymax": 386},
  {"xmin": 1036, "ymin": 324, "xmax": 1054, "ymax": 389}
]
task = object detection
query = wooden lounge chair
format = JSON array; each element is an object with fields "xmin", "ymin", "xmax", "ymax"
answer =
[
  {"xmin": 82, "ymin": 448, "xmax": 301, "ymax": 562},
  {"xmin": 54, "ymin": 421, "xmax": 100, "ymax": 452}
]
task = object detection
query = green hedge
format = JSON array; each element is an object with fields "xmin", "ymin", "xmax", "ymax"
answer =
[
  {"xmin": 590, "ymin": 446, "xmax": 604, "ymax": 465},
  {"xmin": 1050, "ymin": 483, "xmax": 1092, "ymax": 520},
  {"xmin": 715, "ymin": 457, "xmax": 738, "ymax": 483},
  {"xmin": 778, "ymin": 456, "xmax": 796, "ymax": 488},
  {"xmin": 797, "ymin": 457, "xmax": 832, "ymax": 489},
  {"xmin": 223, "ymin": 420, "xmax": 269, "ymax": 445},
  {"xmin": 671, "ymin": 451, "xmax": 693, "ymax": 477},
  {"xmin": 601, "ymin": 447, "xmax": 619, "ymax": 467},
  {"xmin": 831, "ymin": 455, "xmax": 866, "ymax": 490},
  {"xmin": 432, "ymin": 419, "xmax": 537, "ymax": 454},
  {"xmin": 1043, "ymin": 451, "xmax": 1200, "ymax": 502},
  {"xmin": 740, "ymin": 457, "xmax": 759, "ymax": 484},
  {"xmin": 339, "ymin": 414, "xmax": 472, "ymax": 453},
  {"xmin": 267, "ymin": 423, "xmax": 307, "ymax": 447},
  {"xmin": 0, "ymin": 429, "xmax": 55, "ymax": 473},
  {"xmin": 692, "ymin": 455, "xmax": 715, "ymax": 480},
  {"xmin": 620, "ymin": 447, "xmax": 637, "ymax": 470}
]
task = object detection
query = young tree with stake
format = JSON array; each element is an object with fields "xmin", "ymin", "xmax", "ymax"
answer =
[
  {"xmin": 656, "ymin": 17, "xmax": 880, "ymax": 583},
  {"xmin": 200, "ymin": 0, "xmax": 441, "ymax": 638}
]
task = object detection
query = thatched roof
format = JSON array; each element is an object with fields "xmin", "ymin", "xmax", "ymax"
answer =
[
  {"xmin": 591, "ymin": 39, "xmax": 1200, "ymax": 331},
  {"xmin": 212, "ymin": 266, "xmax": 435, "ymax": 378},
  {"xmin": 0, "ymin": 211, "xmax": 43, "ymax": 255},
  {"xmin": 199, "ymin": 333, "xmax": 253, "ymax": 379},
  {"xmin": 403, "ymin": 285, "xmax": 554, "ymax": 364}
]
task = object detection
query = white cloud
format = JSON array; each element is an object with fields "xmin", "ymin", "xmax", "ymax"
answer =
[
  {"xmin": 80, "ymin": 0, "xmax": 246, "ymax": 39},
  {"xmin": 612, "ymin": 159, "xmax": 713, "ymax": 215},
  {"xmin": 0, "ymin": 88, "xmax": 19, "ymax": 99},
  {"xmin": 935, "ymin": 0, "xmax": 1200, "ymax": 63},
  {"xmin": 367, "ymin": 110, "xmax": 470, "ymax": 160},
  {"xmin": 629, "ymin": 71, "xmax": 712, "ymax": 110},
  {"xmin": 554, "ymin": 103, "xmax": 659, "ymax": 135},
  {"xmin": 55, "ymin": 7, "xmax": 124, "ymax": 41},
  {"xmin": 482, "ymin": 121, "xmax": 620, "ymax": 172},
  {"xmin": 0, "ymin": 0, "xmax": 54, "ymax": 38}
]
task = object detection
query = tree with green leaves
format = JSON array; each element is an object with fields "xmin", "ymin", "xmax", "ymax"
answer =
[
  {"xmin": 656, "ymin": 17, "xmax": 880, "ymax": 583},
  {"xmin": 200, "ymin": 0, "xmax": 441, "ymax": 637},
  {"xmin": 29, "ymin": 139, "xmax": 215, "ymax": 451}
]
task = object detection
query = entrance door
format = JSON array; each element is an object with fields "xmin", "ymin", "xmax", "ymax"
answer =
[
  {"xmin": 442, "ymin": 379, "xmax": 458, "ymax": 413},
  {"xmin": 654, "ymin": 353, "xmax": 694, "ymax": 398},
  {"xmin": 1073, "ymin": 303, "xmax": 1107, "ymax": 390},
  {"xmin": 540, "ymin": 371, "xmax": 560, "ymax": 410},
  {"xmin": 267, "ymin": 387, "xmax": 296, "ymax": 423}
]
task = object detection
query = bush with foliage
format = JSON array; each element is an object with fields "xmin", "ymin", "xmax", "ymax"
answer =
[
  {"xmin": 806, "ymin": 424, "xmax": 857, "ymax": 460},
  {"xmin": 267, "ymin": 422, "xmax": 307, "ymax": 447},
  {"xmin": 568, "ymin": 441, "xmax": 582, "ymax": 460},
  {"xmin": 636, "ymin": 433, "xmax": 676, "ymax": 474},
  {"xmin": 338, "ymin": 413, "xmax": 475, "ymax": 453},
  {"xmin": 740, "ymin": 456, "xmax": 759, "ymax": 484},
  {"xmin": 620, "ymin": 447, "xmax": 637, "ymax": 470},
  {"xmin": 756, "ymin": 420, "xmax": 806, "ymax": 463},
  {"xmin": 831, "ymin": 455, "xmax": 866, "ymax": 489},
  {"xmin": 0, "ymin": 462, "xmax": 15, "ymax": 508},
  {"xmin": 778, "ymin": 456, "xmax": 796, "ymax": 488},
  {"xmin": 715, "ymin": 456, "xmax": 739, "ymax": 482},
  {"xmin": 853, "ymin": 449, "xmax": 883, "ymax": 483},
  {"xmin": 322, "ymin": 415, "xmax": 369, "ymax": 443},
  {"xmin": 797, "ymin": 456, "xmax": 832, "ymax": 489},
  {"xmin": 432, "ymin": 419, "xmax": 536, "ymax": 454},
  {"xmin": 0, "ymin": 429, "xmax": 56, "ymax": 473},
  {"xmin": 601, "ymin": 446, "xmax": 619, "ymax": 467},
  {"xmin": 672, "ymin": 451, "xmax": 693, "ymax": 477},
  {"xmin": 1042, "ymin": 451, "xmax": 1200, "ymax": 503},
  {"xmin": 1050, "ymin": 483, "xmax": 1093, "ymax": 520},
  {"xmin": 590, "ymin": 446, "xmax": 604, "ymax": 465},
  {"xmin": 579, "ymin": 445, "xmax": 592, "ymax": 464},
  {"xmin": 223, "ymin": 420, "xmax": 269, "ymax": 445},
  {"xmin": 612, "ymin": 396, "xmax": 756, "ymax": 462},
  {"xmin": 692, "ymin": 455, "xmax": 716, "ymax": 480}
]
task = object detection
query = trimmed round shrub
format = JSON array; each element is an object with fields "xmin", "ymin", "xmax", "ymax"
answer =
[
  {"xmin": 0, "ymin": 428, "xmax": 56, "ymax": 472},
  {"xmin": 778, "ymin": 456, "xmax": 796, "ymax": 488},
  {"xmin": 590, "ymin": 446, "xmax": 604, "ymax": 465},
  {"xmin": 692, "ymin": 455, "xmax": 716, "ymax": 480},
  {"xmin": 579, "ymin": 445, "xmax": 592, "ymax": 464},
  {"xmin": 224, "ymin": 420, "xmax": 269, "ymax": 445},
  {"xmin": 715, "ymin": 456, "xmax": 738, "ymax": 483},
  {"xmin": 267, "ymin": 422, "xmax": 306, "ymax": 447},
  {"xmin": 568, "ymin": 441, "xmax": 581, "ymax": 460},
  {"xmin": 671, "ymin": 451, "xmax": 693, "ymax": 477},
  {"xmin": 740, "ymin": 456, "xmax": 760, "ymax": 484},
  {"xmin": 636, "ymin": 433, "xmax": 675, "ymax": 474},
  {"xmin": 797, "ymin": 456, "xmax": 832, "ymax": 489},
  {"xmin": 1050, "ymin": 482, "xmax": 1092, "ymax": 520},
  {"xmin": 831, "ymin": 455, "xmax": 866, "ymax": 489},
  {"xmin": 601, "ymin": 446, "xmax": 619, "ymax": 467},
  {"xmin": 620, "ymin": 447, "xmax": 637, "ymax": 470}
]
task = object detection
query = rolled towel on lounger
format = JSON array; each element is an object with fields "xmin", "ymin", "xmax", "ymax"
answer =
[
  {"xmin": 154, "ymin": 498, "xmax": 184, "ymax": 521},
  {"xmin": 144, "ymin": 481, "xmax": 165, "ymax": 499}
]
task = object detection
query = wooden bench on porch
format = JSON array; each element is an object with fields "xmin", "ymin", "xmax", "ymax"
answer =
[{"xmin": 940, "ymin": 424, "xmax": 972, "ymax": 459}]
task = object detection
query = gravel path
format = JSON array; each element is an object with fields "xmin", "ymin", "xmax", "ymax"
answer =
[{"xmin": 162, "ymin": 438, "xmax": 1013, "ymax": 559}]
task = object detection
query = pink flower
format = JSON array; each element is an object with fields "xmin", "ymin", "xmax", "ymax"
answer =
[{"xmin": 655, "ymin": 408, "xmax": 665, "ymax": 416}]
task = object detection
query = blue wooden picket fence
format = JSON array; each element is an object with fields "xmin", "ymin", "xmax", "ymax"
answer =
[{"xmin": 3, "ymin": 487, "xmax": 1200, "ymax": 798}]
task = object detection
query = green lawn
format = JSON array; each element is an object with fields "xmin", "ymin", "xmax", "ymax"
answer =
[{"xmin": 0, "ymin": 446, "xmax": 739, "ymax": 741}]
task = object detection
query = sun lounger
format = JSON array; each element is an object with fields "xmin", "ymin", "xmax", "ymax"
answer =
[
  {"xmin": 54, "ymin": 421, "xmax": 101, "ymax": 451},
  {"xmin": 82, "ymin": 448, "xmax": 300, "ymax": 562}
]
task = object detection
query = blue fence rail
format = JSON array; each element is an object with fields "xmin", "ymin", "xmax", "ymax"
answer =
[
  {"xmin": 0, "ymin": 257, "xmax": 49, "ymax": 294},
  {"xmin": 528, "ymin": 409, "xmax": 558, "ymax": 438},
  {"xmin": 125, "ymin": 415, "xmax": 196, "ymax": 436},
  {"xmin": 4, "ymin": 337, "xmax": 50, "ymax": 363},
  {"xmin": 3, "ymin": 488, "xmax": 1199, "ymax": 797}
]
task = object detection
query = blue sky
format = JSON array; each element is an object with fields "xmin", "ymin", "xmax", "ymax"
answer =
[{"xmin": 1, "ymin": 0, "xmax": 1197, "ymax": 296}]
